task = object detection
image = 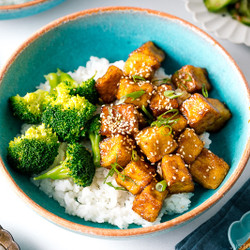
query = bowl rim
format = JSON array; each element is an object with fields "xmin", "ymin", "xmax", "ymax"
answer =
[
  {"xmin": 0, "ymin": 6, "xmax": 250, "ymax": 237},
  {"xmin": 0, "ymin": 0, "xmax": 51, "ymax": 10}
]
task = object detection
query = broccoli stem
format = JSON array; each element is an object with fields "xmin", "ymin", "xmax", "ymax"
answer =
[
  {"xmin": 34, "ymin": 164, "xmax": 69, "ymax": 180},
  {"xmin": 89, "ymin": 133, "xmax": 101, "ymax": 168},
  {"xmin": 45, "ymin": 73, "xmax": 60, "ymax": 90}
]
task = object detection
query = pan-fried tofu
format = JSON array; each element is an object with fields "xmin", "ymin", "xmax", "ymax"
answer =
[
  {"xmin": 189, "ymin": 148, "xmax": 229, "ymax": 189},
  {"xmin": 161, "ymin": 113, "xmax": 187, "ymax": 135},
  {"xmin": 161, "ymin": 154, "xmax": 194, "ymax": 193},
  {"xmin": 100, "ymin": 104, "xmax": 140, "ymax": 136},
  {"xmin": 180, "ymin": 93, "xmax": 220, "ymax": 134},
  {"xmin": 175, "ymin": 88, "xmax": 191, "ymax": 105},
  {"xmin": 149, "ymin": 84, "xmax": 179, "ymax": 117},
  {"xmin": 124, "ymin": 41, "xmax": 165, "ymax": 80},
  {"xmin": 135, "ymin": 126, "xmax": 178, "ymax": 163},
  {"xmin": 136, "ymin": 41, "xmax": 165, "ymax": 63},
  {"xmin": 95, "ymin": 65, "xmax": 123, "ymax": 103},
  {"xmin": 171, "ymin": 65, "xmax": 211, "ymax": 93},
  {"xmin": 207, "ymin": 98, "xmax": 231, "ymax": 132},
  {"xmin": 176, "ymin": 128, "xmax": 204, "ymax": 164},
  {"xmin": 116, "ymin": 78, "xmax": 154, "ymax": 108},
  {"xmin": 116, "ymin": 158, "xmax": 155, "ymax": 195},
  {"xmin": 100, "ymin": 134, "xmax": 135, "ymax": 169},
  {"xmin": 132, "ymin": 179, "xmax": 168, "ymax": 222}
]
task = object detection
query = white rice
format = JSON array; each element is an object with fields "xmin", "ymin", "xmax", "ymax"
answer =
[
  {"xmin": 0, "ymin": 0, "xmax": 32, "ymax": 5},
  {"xmin": 30, "ymin": 56, "xmax": 210, "ymax": 229}
]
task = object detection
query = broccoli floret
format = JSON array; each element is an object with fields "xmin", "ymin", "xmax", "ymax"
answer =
[
  {"xmin": 42, "ymin": 90, "xmax": 96, "ymax": 142},
  {"xmin": 9, "ymin": 89, "xmax": 49, "ymax": 124},
  {"xmin": 34, "ymin": 143, "xmax": 95, "ymax": 187},
  {"xmin": 87, "ymin": 114, "xmax": 101, "ymax": 168},
  {"xmin": 8, "ymin": 124, "xmax": 59, "ymax": 175},
  {"xmin": 47, "ymin": 69, "xmax": 99, "ymax": 104}
]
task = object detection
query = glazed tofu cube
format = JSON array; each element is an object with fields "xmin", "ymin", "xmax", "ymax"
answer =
[
  {"xmin": 149, "ymin": 84, "xmax": 179, "ymax": 117},
  {"xmin": 171, "ymin": 65, "xmax": 211, "ymax": 93},
  {"xmin": 116, "ymin": 78, "xmax": 154, "ymax": 108},
  {"xmin": 124, "ymin": 52, "xmax": 160, "ymax": 80},
  {"xmin": 175, "ymin": 88, "xmax": 191, "ymax": 105},
  {"xmin": 207, "ymin": 98, "xmax": 231, "ymax": 132},
  {"xmin": 100, "ymin": 134, "xmax": 135, "ymax": 169},
  {"xmin": 124, "ymin": 42, "xmax": 165, "ymax": 80},
  {"xmin": 135, "ymin": 126, "xmax": 178, "ymax": 163},
  {"xmin": 176, "ymin": 128, "xmax": 204, "ymax": 164},
  {"xmin": 189, "ymin": 148, "xmax": 230, "ymax": 189},
  {"xmin": 95, "ymin": 65, "xmax": 123, "ymax": 103},
  {"xmin": 136, "ymin": 41, "xmax": 165, "ymax": 63},
  {"xmin": 161, "ymin": 113, "xmax": 187, "ymax": 135},
  {"xmin": 116, "ymin": 158, "xmax": 155, "ymax": 195},
  {"xmin": 161, "ymin": 154, "xmax": 194, "ymax": 194},
  {"xmin": 132, "ymin": 179, "xmax": 168, "ymax": 222},
  {"xmin": 180, "ymin": 93, "xmax": 220, "ymax": 134},
  {"xmin": 100, "ymin": 104, "xmax": 140, "ymax": 136}
]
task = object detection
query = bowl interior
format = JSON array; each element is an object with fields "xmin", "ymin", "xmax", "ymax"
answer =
[{"xmin": 0, "ymin": 8, "xmax": 249, "ymax": 232}]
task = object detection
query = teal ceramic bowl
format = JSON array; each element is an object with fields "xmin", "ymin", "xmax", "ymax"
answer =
[
  {"xmin": 228, "ymin": 211, "xmax": 250, "ymax": 250},
  {"xmin": 0, "ymin": 7, "xmax": 249, "ymax": 237},
  {"xmin": 0, "ymin": 0, "xmax": 64, "ymax": 20}
]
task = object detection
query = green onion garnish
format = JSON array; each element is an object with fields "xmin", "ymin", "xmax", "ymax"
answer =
[
  {"xmin": 152, "ymin": 78, "xmax": 171, "ymax": 85},
  {"xmin": 155, "ymin": 180, "xmax": 167, "ymax": 192},
  {"xmin": 131, "ymin": 149, "xmax": 139, "ymax": 162},
  {"xmin": 202, "ymin": 83, "xmax": 208, "ymax": 98},
  {"xmin": 125, "ymin": 90, "xmax": 145, "ymax": 100},
  {"xmin": 132, "ymin": 75, "xmax": 146, "ymax": 82},
  {"xmin": 106, "ymin": 182, "xmax": 127, "ymax": 191},
  {"xmin": 117, "ymin": 90, "xmax": 145, "ymax": 104},
  {"xmin": 164, "ymin": 90, "xmax": 183, "ymax": 99},
  {"xmin": 160, "ymin": 125, "xmax": 173, "ymax": 136},
  {"xmin": 151, "ymin": 109, "xmax": 179, "ymax": 128},
  {"xmin": 141, "ymin": 105, "xmax": 154, "ymax": 124}
]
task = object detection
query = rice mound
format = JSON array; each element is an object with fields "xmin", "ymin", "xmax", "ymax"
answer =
[{"xmin": 30, "ymin": 56, "xmax": 204, "ymax": 229}]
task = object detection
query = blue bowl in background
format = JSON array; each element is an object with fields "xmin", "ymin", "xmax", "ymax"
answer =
[
  {"xmin": 0, "ymin": 0, "xmax": 64, "ymax": 20},
  {"xmin": 0, "ymin": 7, "xmax": 249, "ymax": 237},
  {"xmin": 228, "ymin": 211, "xmax": 250, "ymax": 250}
]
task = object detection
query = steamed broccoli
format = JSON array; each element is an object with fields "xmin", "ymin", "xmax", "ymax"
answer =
[
  {"xmin": 46, "ymin": 69, "xmax": 99, "ymax": 104},
  {"xmin": 88, "ymin": 115, "xmax": 101, "ymax": 168},
  {"xmin": 42, "ymin": 90, "xmax": 96, "ymax": 142},
  {"xmin": 34, "ymin": 143, "xmax": 95, "ymax": 187},
  {"xmin": 9, "ymin": 89, "xmax": 49, "ymax": 124},
  {"xmin": 7, "ymin": 124, "xmax": 59, "ymax": 175}
]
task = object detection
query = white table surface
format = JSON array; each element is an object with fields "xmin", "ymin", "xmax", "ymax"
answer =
[{"xmin": 0, "ymin": 0, "xmax": 249, "ymax": 249}]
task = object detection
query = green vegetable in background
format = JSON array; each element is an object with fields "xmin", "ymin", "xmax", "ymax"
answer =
[
  {"xmin": 34, "ymin": 143, "xmax": 95, "ymax": 187},
  {"xmin": 87, "ymin": 114, "xmax": 102, "ymax": 168},
  {"xmin": 41, "ymin": 90, "xmax": 96, "ymax": 142},
  {"xmin": 9, "ymin": 89, "xmax": 49, "ymax": 124},
  {"xmin": 7, "ymin": 124, "xmax": 59, "ymax": 175}
]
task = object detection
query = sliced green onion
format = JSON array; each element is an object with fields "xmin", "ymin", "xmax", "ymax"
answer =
[
  {"xmin": 152, "ymin": 78, "xmax": 171, "ymax": 85},
  {"xmin": 106, "ymin": 182, "xmax": 127, "ymax": 191},
  {"xmin": 202, "ymin": 83, "xmax": 208, "ymax": 98},
  {"xmin": 151, "ymin": 109, "xmax": 179, "ymax": 128},
  {"xmin": 155, "ymin": 180, "xmax": 167, "ymax": 192},
  {"xmin": 125, "ymin": 90, "xmax": 145, "ymax": 100},
  {"xmin": 160, "ymin": 125, "xmax": 173, "ymax": 136},
  {"xmin": 141, "ymin": 105, "xmax": 154, "ymax": 124},
  {"xmin": 131, "ymin": 149, "xmax": 139, "ymax": 162},
  {"xmin": 117, "ymin": 90, "xmax": 146, "ymax": 104},
  {"xmin": 164, "ymin": 90, "xmax": 183, "ymax": 99},
  {"xmin": 132, "ymin": 75, "xmax": 146, "ymax": 82}
]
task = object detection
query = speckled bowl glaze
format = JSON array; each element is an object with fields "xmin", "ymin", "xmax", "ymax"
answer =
[
  {"xmin": 228, "ymin": 211, "xmax": 250, "ymax": 250},
  {"xmin": 0, "ymin": 7, "xmax": 249, "ymax": 237},
  {"xmin": 0, "ymin": 0, "xmax": 64, "ymax": 20}
]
